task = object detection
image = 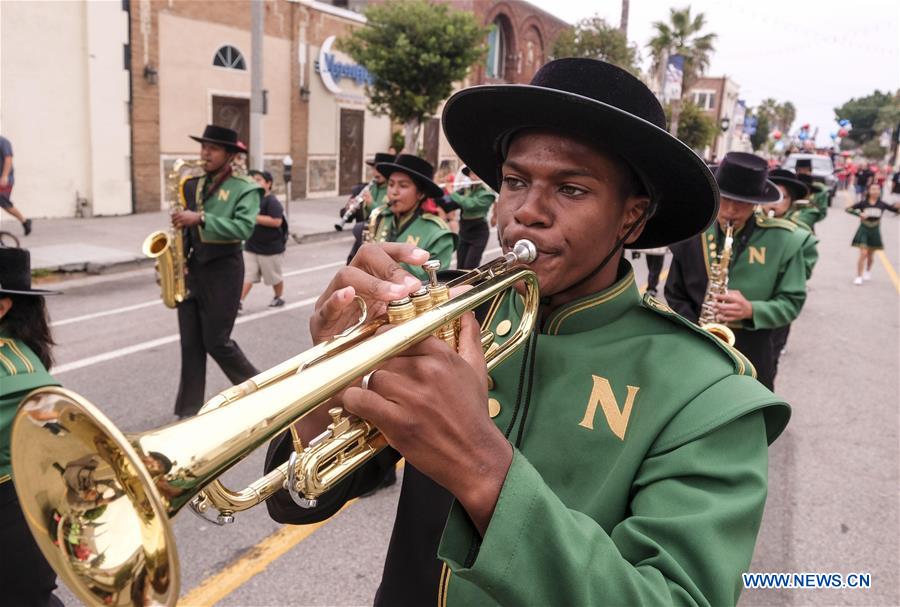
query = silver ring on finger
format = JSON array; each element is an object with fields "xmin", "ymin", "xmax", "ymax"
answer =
[{"xmin": 361, "ymin": 370, "xmax": 377, "ymax": 391}]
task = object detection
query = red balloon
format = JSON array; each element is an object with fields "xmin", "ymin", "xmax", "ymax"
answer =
[
  {"xmin": 802, "ymin": 123, "xmax": 810, "ymax": 129},
  {"xmin": 772, "ymin": 130, "xmax": 782, "ymax": 140},
  {"xmin": 838, "ymin": 128, "xmax": 849, "ymax": 137}
]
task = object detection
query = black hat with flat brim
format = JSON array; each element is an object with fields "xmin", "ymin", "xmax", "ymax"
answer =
[
  {"xmin": 367, "ymin": 152, "xmax": 396, "ymax": 167},
  {"xmin": 769, "ymin": 168, "xmax": 810, "ymax": 201},
  {"xmin": 189, "ymin": 125, "xmax": 243, "ymax": 152},
  {"xmin": 376, "ymin": 154, "xmax": 444, "ymax": 199},
  {"xmin": 441, "ymin": 58, "xmax": 718, "ymax": 249},
  {"xmin": 714, "ymin": 152, "xmax": 782, "ymax": 205},
  {"xmin": 0, "ymin": 248, "xmax": 60, "ymax": 296}
]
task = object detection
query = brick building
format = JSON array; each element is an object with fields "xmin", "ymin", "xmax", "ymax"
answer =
[{"xmin": 687, "ymin": 76, "xmax": 742, "ymax": 160}]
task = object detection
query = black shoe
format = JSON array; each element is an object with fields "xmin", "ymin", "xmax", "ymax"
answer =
[
  {"xmin": 23, "ymin": 218, "xmax": 32, "ymax": 236},
  {"xmin": 237, "ymin": 301, "xmax": 244, "ymax": 315},
  {"xmin": 269, "ymin": 297, "xmax": 285, "ymax": 308}
]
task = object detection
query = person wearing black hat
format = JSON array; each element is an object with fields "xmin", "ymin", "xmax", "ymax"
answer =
[
  {"xmin": 436, "ymin": 166, "xmax": 497, "ymax": 269},
  {"xmin": 666, "ymin": 151, "xmax": 810, "ymax": 389},
  {"xmin": 793, "ymin": 157, "xmax": 830, "ymax": 223},
  {"xmin": 368, "ymin": 153, "xmax": 458, "ymax": 281},
  {"xmin": 343, "ymin": 152, "xmax": 394, "ymax": 264},
  {"xmin": 264, "ymin": 59, "xmax": 789, "ymax": 606},
  {"xmin": 764, "ymin": 168, "xmax": 819, "ymax": 374},
  {"xmin": 0, "ymin": 248, "xmax": 63, "ymax": 607},
  {"xmin": 171, "ymin": 125, "xmax": 262, "ymax": 418}
]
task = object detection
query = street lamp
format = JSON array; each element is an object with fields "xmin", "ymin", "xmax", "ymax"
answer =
[
  {"xmin": 720, "ymin": 117, "xmax": 731, "ymax": 132},
  {"xmin": 282, "ymin": 155, "xmax": 293, "ymax": 228}
]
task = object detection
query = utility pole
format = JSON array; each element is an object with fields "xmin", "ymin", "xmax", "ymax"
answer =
[
  {"xmin": 619, "ymin": 0, "xmax": 629, "ymax": 36},
  {"xmin": 250, "ymin": 0, "xmax": 264, "ymax": 171}
]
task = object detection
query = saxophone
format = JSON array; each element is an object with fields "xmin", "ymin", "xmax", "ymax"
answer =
[
  {"xmin": 142, "ymin": 159, "xmax": 201, "ymax": 308},
  {"xmin": 698, "ymin": 221, "xmax": 736, "ymax": 345},
  {"xmin": 364, "ymin": 204, "xmax": 385, "ymax": 243}
]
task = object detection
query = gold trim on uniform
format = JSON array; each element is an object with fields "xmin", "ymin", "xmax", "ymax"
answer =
[
  {"xmin": 1, "ymin": 338, "xmax": 35, "ymax": 373},
  {"xmin": 0, "ymin": 351, "xmax": 16, "ymax": 375},
  {"xmin": 0, "ymin": 473, "xmax": 11, "ymax": 485},
  {"xmin": 437, "ymin": 562, "xmax": 451, "ymax": 607},
  {"xmin": 547, "ymin": 273, "xmax": 635, "ymax": 335}
]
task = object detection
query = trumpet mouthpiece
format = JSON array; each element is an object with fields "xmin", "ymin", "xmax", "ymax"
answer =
[{"xmin": 512, "ymin": 239, "xmax": 537, "ymax": 263}]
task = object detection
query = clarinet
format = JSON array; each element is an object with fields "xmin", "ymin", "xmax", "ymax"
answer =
[{"xmin": 335, "ymin": 180, "xmax": 375, "ymax": 231}]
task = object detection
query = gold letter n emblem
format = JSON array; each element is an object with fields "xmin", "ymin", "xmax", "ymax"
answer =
[
  {"xmin": 748, "ymin": 246, "xmax": 766, "ymax": 264},
  {"xmin": 217, "ymin": 188, "xmax": 230, "ymax": 201},
  {"xmin": 578, "ymin": 375, "xmax": 640, "ymax": 441}
]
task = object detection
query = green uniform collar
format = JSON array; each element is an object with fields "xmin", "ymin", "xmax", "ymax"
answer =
[{"xmin": 504, "ymin": 264, "xmax": 639, "ymax": 336}]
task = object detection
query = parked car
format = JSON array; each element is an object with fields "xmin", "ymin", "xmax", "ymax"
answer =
[{"xmin": 782, "ymin": 153, "xmax": 837, "ymax": 205}]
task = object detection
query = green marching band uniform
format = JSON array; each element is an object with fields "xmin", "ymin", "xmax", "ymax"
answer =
[
  {"xmin": 370, "ymin": 154, "xmax": 458, "ymax": 282},
  {"xmin": 768, "ymin": 169, "xmax": 820, "ymax": 280},
  {"xmin": 174, "ymin": 125, "xmax": 262, "ymax": 417},
  {"xmin": 792, "ymin": 175, "xmax": 828, "ymax": 232},
  {"xmin": 0, "ymin": 248, "xmax": 64, "ymax": 606},
  {"xmin": 265, "ymin": 59, "xmax": 791, "ymax": 606},
  {"xmin": 846, "ymin": 199, "xmax": 898, "ymax": 250},
  {"xmin": 366, "ymin": 180, "xmax": 389, "ymax": 217},
  {"xmin": 449, "ymin": 182, "xmax": 495, "ymax": 221}
]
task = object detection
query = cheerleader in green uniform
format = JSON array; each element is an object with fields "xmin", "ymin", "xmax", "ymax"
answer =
[{"xmin": 847, "ymin": 182, "xmax": 898, "ymax": 285}]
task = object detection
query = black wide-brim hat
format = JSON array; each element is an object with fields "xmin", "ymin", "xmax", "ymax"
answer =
[
  {"xmin": 189, "ymin": 124, "xmax": 243, "ymax": 152},
  {"xmin": 441, "ymin": 58, "xmax": 718, "ymax": 248},
  {"xmin": 376, "ymin": 154, "xmax": 444, "ymax": 199},
  {"xmin": 0, "ymin": 248, "xmax": 60, "ymax": 296},
  {"xmin": 768, "ymin": 168, "xmax": 810, "ymax": 201},
  {"xmin": 714, "ymin": 152, "xmax": 782, "ymax": 205},
  {"xmin": 367, "ymin": 152, "xmax": 396, "ymax": 167}
]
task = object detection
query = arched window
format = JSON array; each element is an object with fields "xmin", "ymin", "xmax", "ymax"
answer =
[
  {"xmin": 485, "ymin": 21, "xmax": 506, "ymax": 79},
  {"xmin": 213, "ymin": 45, "xmax": 246, "ymax": 70}
]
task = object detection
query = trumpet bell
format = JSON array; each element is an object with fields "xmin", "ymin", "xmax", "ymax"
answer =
[{"xmin": 11, "ymin": 388, "xmax": 177, "ymax": 607}]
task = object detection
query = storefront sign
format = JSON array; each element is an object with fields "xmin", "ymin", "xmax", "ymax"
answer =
[{"xmin": 316, "ymin": 36, "xmax": 373, "ymax": 95}]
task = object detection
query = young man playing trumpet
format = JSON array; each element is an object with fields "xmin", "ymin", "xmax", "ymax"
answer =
[{"xmin": 266, "ymin": 59, "xmax": 790, "ymax": 606}]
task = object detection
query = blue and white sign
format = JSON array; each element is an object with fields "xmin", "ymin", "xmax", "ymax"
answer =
[
  {"xmin": 743, "ymin": 115, "xmax": 758, "ymax": 136},
  {"xmin": 315, "ymin": 36, "xmax": 373, "ymax": 95}
]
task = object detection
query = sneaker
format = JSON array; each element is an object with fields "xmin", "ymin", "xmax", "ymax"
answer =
[
  {"xmin": 23, "ymin": 218, "xmax": 32, "ymax": 236},
  {"xmin": 863, "ymin": 271, "xmax": 872, "ymax": 281},
  {"xmin": 269, "ymin": 297, "xmax": 285, "ymax": 308},
  {"xmin": 237, "ymin": 301, "xmax": 244, "ymax": 315},
  {"xmin": 853, "ymin": 277, "xmax": 863, "ymax": 285}
]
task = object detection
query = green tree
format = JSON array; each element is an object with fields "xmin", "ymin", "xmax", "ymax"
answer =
[
  {"xmin": 834, "ymin": 89, "xmax": 896, "ymax": 146},
  {"xmin": 749, "ymin": 111, "xmax": 771, "ymax": 152},
  {"xmin": 339, "ymin": 0, "xmax": 488, "ymax": 152},
  {"xmin": 647, "ymin": 6, "xmax": 717, "ymax": 96},
  {"xmin": 664, "ymin": 100, "xmax": 717, "ymax": 152},
  {"xmin": 551, "ymin": 15, "xmax": 639, "ymax": 74}
]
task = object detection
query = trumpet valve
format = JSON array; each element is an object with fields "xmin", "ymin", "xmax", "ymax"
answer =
[
  {"xmin": 423, "ymin": 259, "xmax": 441, "ymax": 286},
  {"xmin": 328, "ymin": 407, "xmax": 351, "ymax": 436},
  {"xmin": 410, "ymin": 288, "xmax": 433, "ymax": 315},
  {"xmin": 387, "ymin": 297, "xmax": 416, "ymax": 324}
]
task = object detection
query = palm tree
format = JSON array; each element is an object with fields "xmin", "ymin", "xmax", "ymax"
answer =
[{"xmin": 647, "ymin": 6, "xmax": 717, "ymax": 96}]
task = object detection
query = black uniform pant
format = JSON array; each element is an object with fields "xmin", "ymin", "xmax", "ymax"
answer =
[
  {"xmin": 645, "ymin": 254, "xmax": 665, "ymax": 292},
  {"xmin": 0, "ymin": 482, "xmax": 63, "ymax": 607},
  {"xmin": 457, "ymin": 218, "xmax": 489, "ymax": 269},
  {"xmin": 174, "ymin": 253, "xmax": 259, "ymax": 417},
  {"xmin": 346, "ymin": 220, "xmax": 366, "ymax": 265},
  {"xmin": 734, "ymin": 328, "xmax": 776, "ymax": 390},
  {"xmin": 770, "ymin": 324, "xmax": 791, "ymax": 381}
]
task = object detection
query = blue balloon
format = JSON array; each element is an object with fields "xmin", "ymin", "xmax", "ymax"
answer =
[
  {"xmin": 830, "ymin": 132, "xmax": 837, "ymax": 139},
  {"xmin": 799, "ymin": 131, "xmax": 808, "ymax": 140},
  {"xmin": 839, "ymin": 119, "xmax": 850, "ymax": 127}
]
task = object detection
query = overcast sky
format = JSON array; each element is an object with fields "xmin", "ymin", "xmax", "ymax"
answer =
[{"xmin": 530, "ymin": 0, "xmax": 900, "ymax": 145}]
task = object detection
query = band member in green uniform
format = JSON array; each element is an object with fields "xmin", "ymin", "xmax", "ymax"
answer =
[
  {"xmin": 764, "ymin": 168, "xmax": 819, "ymax": 373},
  {"xmin": 369, "ymin": 154, "xmax": 457, "ymax": 281},
  {"xmin": 344, "ymin": 152, "xmax": 393, "ymax": 264},
  {"xmin": 437, "ymin": 166, "xmax": 497, "ymax": 268},
  {"xmin": 666, "ymin": 152, "xmax": 810, "ymax": 390},
  {"xmin": 847, "ymin": 182, "xmax": 899, "ymax": 285},
  {"xmin": 172, "ymin": 125, "xmax": 262, "ymax": 418},
  {"xmin": 793, "ymin": 158, "xmax": 828, "ymax": 230},
  {"xmin": 0, "ymin": 248, "xmax": 63, "ymax": 607},
  {"xmin": 265, "ymin": 59, "xmax": 790, "ymax": 606}
]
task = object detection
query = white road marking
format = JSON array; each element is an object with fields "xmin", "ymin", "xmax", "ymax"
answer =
[
  {"xmin": 53, "ymin": 295, "xmax": 320, "ymax": 375},
  {"xmin": 51, "ymin": 243, "xmax": 506, "ymax": 373},
  {"xmin": 50, "ymin": 260, "xmax": 347, "ymax": 328}
]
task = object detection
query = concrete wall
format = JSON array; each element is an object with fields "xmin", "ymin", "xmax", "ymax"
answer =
[
  {"xmin": 0, "ymin": 0, "xmax": 131, "ymax": 218},
  {"xmin": 158, "ymin": 12, "xmax": 291, "ymax": 156}
]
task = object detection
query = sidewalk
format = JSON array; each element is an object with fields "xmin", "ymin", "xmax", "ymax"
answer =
[{"xmin": 4, "ymin": 196, "xmax": 352, "ymax": 273}]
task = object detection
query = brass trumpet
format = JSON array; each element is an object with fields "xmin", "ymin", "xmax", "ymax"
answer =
[{"xmin": 10, "ymin": 241, "xmax": 539, "ymax": 607}]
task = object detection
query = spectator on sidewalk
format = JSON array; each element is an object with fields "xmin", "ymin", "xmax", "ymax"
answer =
[
  {"xmin": 241, "ymin": 170, "xmax": 287, "ymax": 309},
  {"xmin": 0, "ymin": 135, "xmax": 32, "ymax": 236}
]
